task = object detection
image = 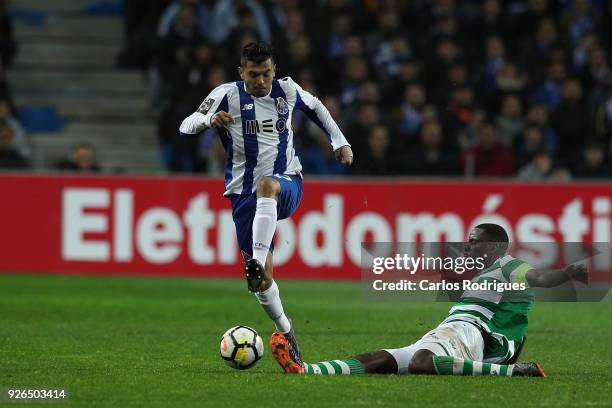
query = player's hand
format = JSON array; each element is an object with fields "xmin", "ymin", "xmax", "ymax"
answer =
[
  {"xmin": 565, "ymin": 264, "xmax": 588, "ymax": 284},
  {"xmin": 210, "ymin": 111, "xmax": 235, "ymax": 127},
  {"xmin": 335, "ymin": 145, "xmax": 353, "ymax": 165}
]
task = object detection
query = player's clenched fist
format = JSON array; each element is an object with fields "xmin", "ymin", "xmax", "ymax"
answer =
[
  {"xmin": 211, "ymin": 111, "xmax": 235, "ymax": 127},
  {"xmin": 335, "ymin": 145, "xmax": 353, "ymax": 165},
  {"xmin": 565, "ymin": 264, "xmax": 588, "ymax": 284}
]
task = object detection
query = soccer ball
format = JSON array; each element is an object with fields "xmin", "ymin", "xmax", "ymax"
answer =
[{"xmin": 220, "ymin": 326, "xmax": 264, "ymax": 369}]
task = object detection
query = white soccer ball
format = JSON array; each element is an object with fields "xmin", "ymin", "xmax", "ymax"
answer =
[{"xmin": 220, "ymin": 326, "xmax": 264, "ymax": 369}]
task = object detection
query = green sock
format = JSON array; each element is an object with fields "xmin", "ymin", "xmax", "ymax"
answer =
[
  {"xmin": 432, "ymin": 356, "xmax": 514, "ymax": 376},
  {"xmin": 304, "ymin": 358, "xmax": 365, "ymax": 375}
]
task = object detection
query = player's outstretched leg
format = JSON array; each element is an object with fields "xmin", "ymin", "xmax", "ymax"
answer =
[
  {"xmin": 270, "ymin": 335, "xmax": 399, "ymax": 375},
  {"xmin": 410, "ymin": 349, "xmax": 546, "ymax": 377}
]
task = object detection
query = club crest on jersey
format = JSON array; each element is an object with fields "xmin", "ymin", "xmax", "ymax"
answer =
[
  {"xmin": 275, "ymin": 97, "xmax": 289, "ymax": 115},
  {"xmin": 197, "ymin": 98, "xmax": 215, "ymax": 114}
]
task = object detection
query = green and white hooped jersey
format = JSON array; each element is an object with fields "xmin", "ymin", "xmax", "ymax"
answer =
[{"xmin": 442, "ymin": 255, "xmax": 534, "ymax": 364}]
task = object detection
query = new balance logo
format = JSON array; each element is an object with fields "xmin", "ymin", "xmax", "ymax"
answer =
[{"xmin": 242, "ymin": 103, "xmax": 254, "ymax": 110}]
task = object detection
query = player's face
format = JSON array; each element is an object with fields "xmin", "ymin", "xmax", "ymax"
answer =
[
  {"xmin": 239, "ymin": 59, "xmax": 275, "ymax": 97},
  {"xmin": 463, "ymin": 228, "xmax": 497, "ymax": 269}
]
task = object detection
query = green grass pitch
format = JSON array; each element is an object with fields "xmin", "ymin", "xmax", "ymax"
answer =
[{"xmin": 1, "ymin": 273, "xmax": 611, "ymax": 407}]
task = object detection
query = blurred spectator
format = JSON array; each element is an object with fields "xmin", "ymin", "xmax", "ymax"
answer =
[
  {"xmin": 496, "ymin": 94, "xmax": 525, "ymax": 147},
  {"xmin": 351, "ymin": 125, "xmax": 394, "ymax": 175},
  {"xmin": 298, "ymin": 95, "xmax": 347, "ymax": 176},
  {"xmin": 401, "ymin": 120, "xmax": 459, "ymax": 176},
  {"xmin": 581, "ymin": 44, "xmax": 610, "ymax": 91},
  {"xmin": 458, "ymin": 109, "xmax": 487, "ymax": 149},
  {"xmin": 55, "ymin": 143, "xmax": 101, "ymax": 173},
  {"xmin": 0, "ymin": 98, "xmax": 28, "ymax": 158},
  {"xmin": 574, "ymin": 140, "xmax": 612, "ymax": 178},
  {"xmin": 365, "ymin": 8, "xmax": 402, "ymax": 56},
  {"xmin": 328, "ymin": 14, "xmax": 353, "ymax": 61},
  {"xmin": 532, "ymin": 61, "xmax": 566, "ymax": 110},
  {"xmin": 550, "ymin": 165, "xmax": 572, "ymax": 181},
  {"xmin": 117, "ymin": 0, "xmax": 170, "ymax": 69},
  {"xmin": 339, "ymin": 56, "xmax": 369, "ymax": 106},
  {"xmin": 563, "ymin": 0, "xmax": 600, "ymax": 48},
  {"xmin": 494, "ymin": 62, "xmax": 528, "ymax": 96},
  {"xmin": 398, "ymin": 83, "xmax": 426, "ymax": 140},
  {"xmin": 475, "ymin": 0, "xmax": 506, "ymax": 40},
  {"xmin": 521, "ymin": 17, "xmax": 559, "ymax": 68},
  {"xmin": 373, "ymin": 34, "xmax": 413, "ymax": 80},
  {"xmin": 156, "ymin": 0, "xmax": 273, "ymax": 46},
  {"xmin": 482, "ymin": 35, "xmax": 506, "ymax": 91},
  {"xmin": 461, "ymin": 121, "xmax": 515, "ymax": 177},
  {"xmin": 225, "ymin": 1, "xmax": 273, "ymax": 48},
  {"xmin": 0, "ymin": 122, "xmax": 27, "ymax": 169},
  {"xmin": 444, "ymin": 84, "xmax": 476, "ymax": 141},
  {"xmin": 593, "ymin": 75, "xmax": 612, "ymax": 146},
  {"xmin": 514, "ymin": 123, "xmax": 551, "ymax": 166},
  {"xmin": 517, "ymin": 148, "xmax": 554, "ymax": 181},
  {"xmin": 347, "ymin": 103, "xmax": 381, "ymax": 156},
  {"xmin": 525, "ymin": 104, "xmax": 558, "ymax": 149},
  {"xmin": 572, "ymin": 33, "xmax": 597, "ymax": 70},
  {"xmin": 0, "ymin": 0, "xmax": 17, "ymax": 69},
  {"xmin": 551, "ymin": 78, "xmax": 590, "ymax": 160}
]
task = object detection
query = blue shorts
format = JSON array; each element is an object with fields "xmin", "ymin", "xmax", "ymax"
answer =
[{"xmin": 229, "ymin": 174, "xmax": 303, "ymax": 256}]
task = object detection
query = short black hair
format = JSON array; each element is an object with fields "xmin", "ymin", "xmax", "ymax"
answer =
[
  {"xmin": 475, "ymin": 223, "xmax": 509, "ymax": 243},
  {"xmin": 241, "ymin": 41, "xmax": 274, "ymax": 66}
]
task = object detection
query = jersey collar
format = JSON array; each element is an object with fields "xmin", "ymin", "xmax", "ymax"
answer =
[{"xmin": 242, "ymin": 81, "xmax": 273, "ymax": 99}]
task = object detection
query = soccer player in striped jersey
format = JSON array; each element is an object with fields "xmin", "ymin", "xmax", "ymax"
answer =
[
  {"xmin": 180, "ymin": 41, "xmax": 353, "ymax": 368},
  {"xmin": 271, "ymin": 223, "xmax": 588, "ymax": 377}
]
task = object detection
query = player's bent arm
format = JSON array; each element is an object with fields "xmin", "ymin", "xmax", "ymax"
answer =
[
  {"xmin": 179, "ymin": 84, "xmax": 229, "ymax": 134},
  {"xmin": 525, "ymin": 264, "xmax": 588, "ymax": 288},
  {"xmin": 179, "ymin": 112, "xmax": 208, "ymax": 134},
  {"xmin": 288, "ymin": 77, "xmax": 350, "ymax": 151}
]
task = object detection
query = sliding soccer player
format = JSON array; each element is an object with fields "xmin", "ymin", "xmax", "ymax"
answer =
[{"xmin": 271, "ymin": 223, "xmax": 587, "ymax": 377}]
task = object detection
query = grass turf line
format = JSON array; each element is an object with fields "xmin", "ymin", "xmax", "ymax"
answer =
[{"xmin": 0, "ymin": 273, "xmax": 610, "ymax": 407}]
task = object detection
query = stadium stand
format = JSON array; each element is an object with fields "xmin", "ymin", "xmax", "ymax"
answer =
[{"xmin": 9, "ymin": 0, "xmax": 164, "ymax": 173}]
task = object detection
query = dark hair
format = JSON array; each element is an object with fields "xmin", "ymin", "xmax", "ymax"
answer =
[
  {"xmin": 476, "ymin": 223, "xmax": 509, "ymax": 243},
  {"xmin": 241, "ymin": 41, "xmax": 274, "ymax": 66},
  {"xmin": 584, "ymin": 139, "xmax": 604, "ymax": 150}
]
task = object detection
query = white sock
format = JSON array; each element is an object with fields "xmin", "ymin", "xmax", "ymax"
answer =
[
  {"xmin": 252, "ymin": 197, "xmax": 278, "ymax": 265},
  {"xmin": 255, "ymin": 280, "xmax": 291, "ymax": 333}
]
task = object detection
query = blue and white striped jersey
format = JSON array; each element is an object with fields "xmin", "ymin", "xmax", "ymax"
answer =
[{"xmin": 179, "ymin": 77, "xmax": 350, "ymax": 196}]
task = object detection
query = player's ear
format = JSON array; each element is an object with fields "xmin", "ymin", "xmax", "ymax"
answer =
[
  {"xmin": 238, "ymin": 65, "xmax": 245, "ymax": 80},
  {"xmin": 272, "ymin": 64, "xmax": 276, "ymax": 77}
]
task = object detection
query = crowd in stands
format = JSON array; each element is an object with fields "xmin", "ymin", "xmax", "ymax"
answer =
[
  {"xmin": 2, "ymin": 0, "xmax": 612, "ymax": 181},
  {"xmin": 0, "ymin": 0, "xmax": 28, "ymax": 170},
  {"xmin": 117, "ymin": 0, "xmax": 612, "ymax": 180},
  {"xmin": 0, "ymin": 1, "xmax": 102, "ymax": 172}
]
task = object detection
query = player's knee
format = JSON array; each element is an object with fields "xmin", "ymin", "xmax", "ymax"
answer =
[
  {"xmin": 408, "ymin": 350, "xmax": 436, "ymax": 374},
  {"xmin": 256, "ymin": 177, "xmax": 280, "ymax": 199}
]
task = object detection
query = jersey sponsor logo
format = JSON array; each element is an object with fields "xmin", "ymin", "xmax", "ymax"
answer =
[
  {"xmin": 242, "ymin": 103, "xmax": 254, "ymax": 111},
  {"xmin": 275, "ymin": 97, "xmax": 289, "ymax": 115},
  {"xmin": 275, "ymin": 118, "xmax": 287, "ymax": 132},
  {"xmin": 197, "ymin": 98, "xmax": 215, "ymax": 114},
  {"xmin": 262, "ymin": 119, "xmax": 274, "ymax": 133},
  {"xmin": 245, "ymin": 120, "xmax": 259, "ymax": 135}
]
